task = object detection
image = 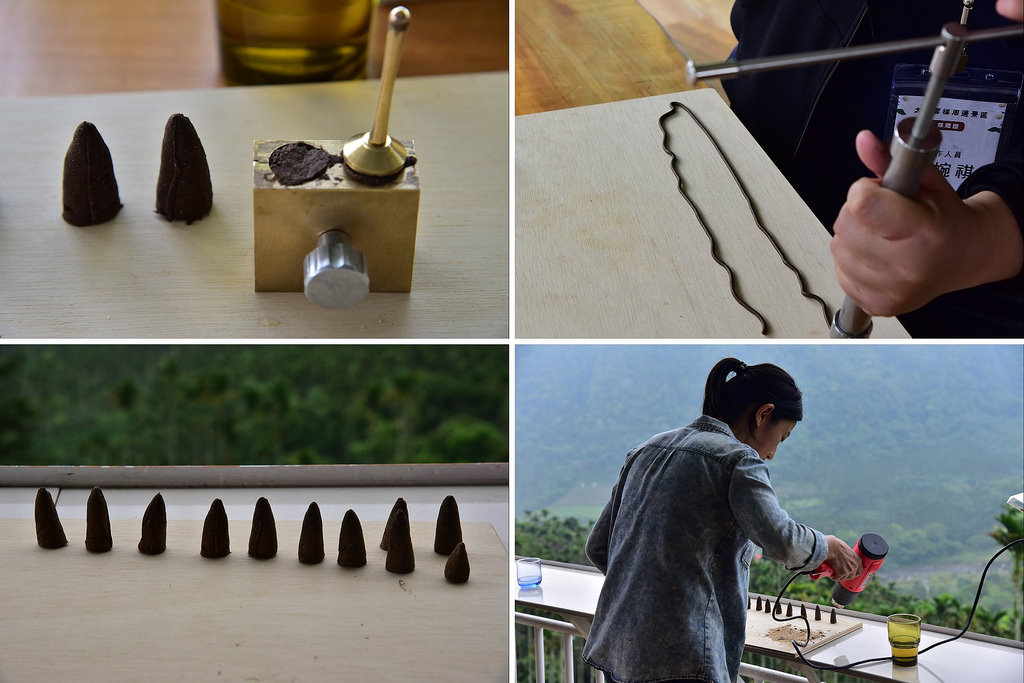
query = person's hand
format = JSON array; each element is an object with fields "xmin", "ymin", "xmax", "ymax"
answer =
[
  {"xmin": 996, "ymin": 0, "xmax": 1023, "ymax": 21},
  {"xmin": 830, "ymin": 130, "xmax": 1022, "ymax": 317},
  {"xmin": 823, "ymin": 535, "xmax": 861, "ymax": 580}
]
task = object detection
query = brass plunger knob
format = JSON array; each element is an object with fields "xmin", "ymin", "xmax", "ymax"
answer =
[
  {"xmin": 342, "ymin": 6, "xmax": 412, "ymax": 180},
  {"xmin": 303, "ymin": 230, "xmax": 370, "ymax": 310}
]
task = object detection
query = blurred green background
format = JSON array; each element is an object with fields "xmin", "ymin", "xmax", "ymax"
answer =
[{"xmin": 0, "ymin": 345, "xmax": 508, "ymax": 466}]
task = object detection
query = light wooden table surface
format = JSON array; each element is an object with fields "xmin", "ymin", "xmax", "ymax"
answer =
[
  {"xmin": 0, "ymin": 516, "xmax": 507, "ymax": 682},
  {"xmin": 515, "ymin": 89, "xmax": 908, "ymax": 338},
  {"xmin": 0, "ymin": 0, "xmax": 508, "ymax": 97},
  {"xmin": 0, "ymin": 72, "xmax": 508, "ymax": 338}
]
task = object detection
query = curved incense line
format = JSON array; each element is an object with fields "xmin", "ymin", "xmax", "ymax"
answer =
[
  {"xmin": 659, "ymin": 101, "xmax": 834, "ymax": 332},
  {"xmin": 659, "ymin": 105, "xmax": 768, "ymax": 335}
]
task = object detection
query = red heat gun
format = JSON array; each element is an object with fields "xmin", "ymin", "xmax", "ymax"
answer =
[{"xmin": 809, "ymin": 533, "xmax": 888, "ymax": 608}]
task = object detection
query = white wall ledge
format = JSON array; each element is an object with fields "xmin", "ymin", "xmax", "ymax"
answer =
[{"xmin": 0, "ymin": 462, "xmax": 509, "ymax": 488}]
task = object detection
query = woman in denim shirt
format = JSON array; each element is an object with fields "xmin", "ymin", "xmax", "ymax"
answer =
[{"xmin": 582, "ymin": 358, "xmax": 861, "ymax": 683}]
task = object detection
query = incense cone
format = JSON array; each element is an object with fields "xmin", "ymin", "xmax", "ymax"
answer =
[
  {"xmin": 747, "ymin": 596, "xmax": 751, "ymax": 610},
  {"xmin": 248, "ymin": 496, "xmax": 277, "ymax": 559},
  {"xmin": 830, "ymin": 607, "xmax": 837, "ymax": 624},
  {"xmin": 85, "ymin": 486, "xmax": 112, "ymax": 553},
  {"xmin": 338, "ymin": 509, "xmax": 366, "ymax": 568},
  {"xmin": 756, "ymin": 596, "xmax": 762, "ymax": 611},
  {"xmin": 156, "ymin": 113, "xmax": 213, "ymax": 224},
  {"xmin": 138, "ymin": 492, "xmax": 167, "ymax": 555},
  {"xmin": 444, "ymin": 542, "xmax": 470, "ymax": 584},
  {"xmin": 385, "ymin": 508, "xmax": 415, "ymax": 574},
  {"xmin": 201, "ymin": 498, "xmax": 230, "ymax": 558},
  {"xmin": 774, "ymin": 600, "xmax": 782, "ymax": 615},
  {"xmin": 380, "ymin": 497, "xmax": 408, "ymax": 550},
  {"xmin": 800, "ymin": 604, "xmax": 807, "ymax": 620},
  {"xmin": 62, "ymin": 121, "xmax": 122, "ymax": 226},
  {"xmin": 765, "ymin": 599, "xmax": 772, "ymax": 613},
  {"xmin": 814, "ymin": 605, "xmax": 822, "ymax": 621},
  {"xmin": 34, "ymin": 487, "xmax": 67, "ymax": 549},
  {"xmin": 433, "ymin": 494, "xmax": 463, "ymax": 555},
  {"xmin": 298, "ymin": 502, "xmax": 324, "ymax": 565},
  {"xmin": 786, "ymin": 602, "xmax": 793, "ymax": 617}
]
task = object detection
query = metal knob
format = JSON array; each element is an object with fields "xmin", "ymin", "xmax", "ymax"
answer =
[
  {"xmin": 342, "ymin": 6, "xmax": 412, "ymax": 180},
  {"xmin": 303, "ymin": 230, "xmax": 369, "ymax": 310}
]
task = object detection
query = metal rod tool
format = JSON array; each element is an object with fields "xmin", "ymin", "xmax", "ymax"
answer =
[
  {"xmin": 687, "ymin": 20, "xmax": 1022, "ymax": 337},
  {"xmin": 686, "ymin": 24, "xmax": 1018, "ymax": 84},
  {"xmin": 342, "ymin": 6, "xmax": 413, "ymax": 180}
]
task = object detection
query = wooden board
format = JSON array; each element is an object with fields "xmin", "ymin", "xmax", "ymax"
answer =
[
  {"xmin": 515, "ymin": 88, "xmax": 909, "ymax": 338},
  {"xmin": 0, "ymin": 519, "xmax": 506, "ymax": 682},
  {"xmin": 745, "ymin": 595, "xmax": 862, "ymax": 657},
  {"xmin": 0, "ymin": 72, "xmax": 508, "ymax": 338}
]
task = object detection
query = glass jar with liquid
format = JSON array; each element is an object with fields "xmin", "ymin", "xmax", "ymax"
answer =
[{"xmin": 216, "ymin": 0, "xmax": 372, "ymax": 84}]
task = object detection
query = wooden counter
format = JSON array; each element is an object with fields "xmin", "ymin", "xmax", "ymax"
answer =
[
  {"xmin": 0, "ymin": 72, "xmax": 508, "ymax": 338},
  {"xmin": 1, "ymin": 518, "xmax": 507, "ymax": 681},
  {"xmin": 515, "ymin": 88, "xmax": 908, "ymax": 338}
]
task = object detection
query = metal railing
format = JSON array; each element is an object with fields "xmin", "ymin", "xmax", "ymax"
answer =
[{"xmin": 514, "ymin": 612, "xmax": 810, "ymax": 683}]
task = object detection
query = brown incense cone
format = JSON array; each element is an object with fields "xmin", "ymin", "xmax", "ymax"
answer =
[
  {"xmin": 338, "ymin": 509, "xmax": 367, "ymax": 568},
  {"xmin": 34, "ymin": 488, "xmax": 68, "ymax": 549},
  {"xmin": 298, "ymin": 502, "xmax": 324, "ymax": 565},
  {"xmin": 62, "ymin": 121, "xmax": 122, "ymax": 226},
  {"xmin": 786, "ymin": 602, "xmax": 793, "ymax": 617},
  {"xmin": 830, "ymin": 608, "xmax": 837, "ymax": 624},
  {"xmin": 85, "ymin": 486, "xmax": 112, "ymax": 553},
  {"xmin": 774, "ymin": 600, "xmax": 782, "ymax": 615},
  {"xmin": 138, "ymin": 492, "xmax": 167, "ymax": 555},
  {"xmin": 765, "ymin": 599, "xmax": 772, "ymax": 613},
  {"xmin": 248, "ymin": 496, "xmax": 277, "ymax": 559},
  {"xmin": 814, "ymin": 605, "xmax": 822, "ymax": 621},
  {"xmin": 156, "ymin": 113, "xmax": 213, "ymax": 224},
  {"xmin": 433, "ymin": 494, "xmax": 463, "ymax": 555},
  {"xmin": 800, "ymin": 604, "xmax": 807, "ymax": 620},
  {"xmin": 444, "ymin": 542, "xmax": 471, "ymax": 584},
  {"xmin": 201, "ymin": 498, "xmax": 230, "ymax": 558},
  {"xmin": 756, "ymin": 596, "xmax": 762, "ymax": 611},
  {"xmin": 380, "ymin": 497, "xmax": 408, "ymax": 550},
  {"xmin": 385, "ymin": 508, "xmax": 415, "ymax": 574}
]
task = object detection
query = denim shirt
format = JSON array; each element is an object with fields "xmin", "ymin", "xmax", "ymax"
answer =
[{"xmin": 581, "ymin": 416, "xmax": 827, "ymax": 683}]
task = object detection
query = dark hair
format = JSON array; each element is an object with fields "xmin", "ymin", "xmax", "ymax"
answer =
[{"xmin": 702, "ymin": 357, "xmax": 803, "ymax": 423}]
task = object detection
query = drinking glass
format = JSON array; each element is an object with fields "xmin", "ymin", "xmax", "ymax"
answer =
[
  {"xmin": 887, "ymin": 613, "xmax": 922, "ymax": 666},
  {"xmin": 516, "ymin": 557, "xmax": 543, "ymax": 588},
  {"xmin": 216, "ymin": 0, "xmax": 372, "ymax": 84}
]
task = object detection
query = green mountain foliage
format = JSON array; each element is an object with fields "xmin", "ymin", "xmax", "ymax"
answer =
[
  {"xmin": 516, "ymin": 345, "xmax": 1023, "ymax": 572},
  {"xmin": 0, "ymin": 345, "xmax": 508, "ymax": 465}
]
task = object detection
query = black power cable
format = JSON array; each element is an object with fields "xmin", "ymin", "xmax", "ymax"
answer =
[{"xmin": 766, "ymin": 537, "xmax": 1023, "ymax": 672}]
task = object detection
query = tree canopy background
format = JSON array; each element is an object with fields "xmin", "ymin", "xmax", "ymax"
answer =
[{"xmin": 0, "ymin": 345, "xmax": 508, "ymax": 466}]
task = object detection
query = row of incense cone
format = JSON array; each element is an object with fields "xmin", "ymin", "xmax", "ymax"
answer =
[
  {"xmin": 748, "ymin": 595, "xmax": 838, "ymax": 624},
  {"xmin": 62, "ymin": 114, "xmax": 213, "ymax": 227},
  {"xmin": 34, "ymin": 488, "xmax": 470, "ymax": 584}
]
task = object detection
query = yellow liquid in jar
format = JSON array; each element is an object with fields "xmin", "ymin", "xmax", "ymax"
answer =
[
  {"xmin": 890, "ymin": 636, "xmax": 919, "ymax": 666},
  {"xmin": 216, "ymin": 0, "xmax": 371, "ymax": 84}
]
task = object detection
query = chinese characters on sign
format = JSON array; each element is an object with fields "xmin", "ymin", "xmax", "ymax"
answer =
[{"xmin": 895, "ymin": 96, "xmax": 1006, "ymax": 190}]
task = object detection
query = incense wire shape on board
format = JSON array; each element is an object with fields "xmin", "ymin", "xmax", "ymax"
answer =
[{"xmin": 658, "ymin": 101, "xmax": 833, "ymax": 333}]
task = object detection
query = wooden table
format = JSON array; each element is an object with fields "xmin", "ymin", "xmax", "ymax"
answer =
[
  {"xmin": 0, "ymin": 0, "xmax": 508, "ymax": 97},
  {"xmin": 515, "ymin": 0, "xmax": 701, "ymax": 115},
  {"xmin": 0, "ymin": 72, "xmax": 508, "ymax": 338},
  {"xmin": 515, "ymin": 89, "xmax": 908, "ymax": 338},
  {"xmin": 1, "ymin": 516, "xmax": 507, "ymax": 681}
]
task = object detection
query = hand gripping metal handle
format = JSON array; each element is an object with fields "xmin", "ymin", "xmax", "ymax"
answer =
[{"xmin": 829, "ymin": 22, "xmax": 969, "ymax": 338}]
